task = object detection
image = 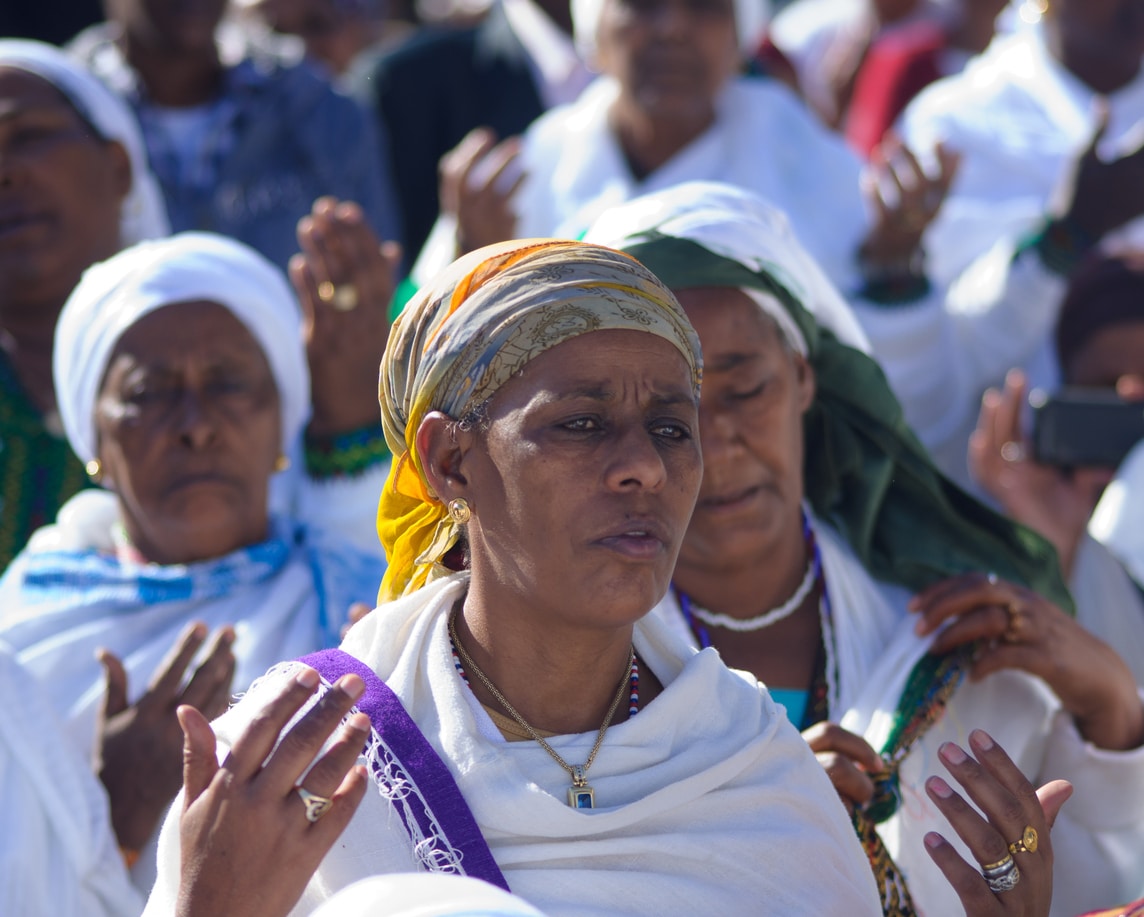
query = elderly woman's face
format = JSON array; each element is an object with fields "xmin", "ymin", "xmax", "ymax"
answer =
[
  {"xmin": 672, "ymin": 287, "xmax": 814, "ymax": 575},
  {"xmin": 595, "ymin": 0, "xmax": 739, "ymax": 125},
  {"xmin": 456, "ymin": 329, "xmax": 701, "ymax": 627},
  {"xmin": 94, "ymin": 301, "xmax": 281, "ymax": 565},
  {"xmin": 0, "ymin": 68, "xmax": 129, "ymax": 313}
]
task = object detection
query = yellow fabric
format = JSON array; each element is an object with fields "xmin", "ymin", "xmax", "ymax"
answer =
[{"xmin": 376, "ymin": 239, "xmax": 702, "ymax": 602}]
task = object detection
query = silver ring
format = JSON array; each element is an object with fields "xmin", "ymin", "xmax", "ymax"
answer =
[
  {"xmin": 984, "ymin": 858, "xmax": 1021, "ymax": 893},
  {"xmin": 296, "ymin": 786, "xmax": 333, "ymax": 823}
]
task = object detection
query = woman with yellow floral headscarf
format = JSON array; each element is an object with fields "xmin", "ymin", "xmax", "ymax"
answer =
[{"xmin": 144, "ymin": 238, "xmax": 882, "ymax": 916}]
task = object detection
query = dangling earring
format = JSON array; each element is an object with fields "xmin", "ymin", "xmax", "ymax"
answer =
[
  {"xmin": 85, "ymin": 459, "xmax": 103, "ymax": 483},
  {"xmin": 273, "ymin": 454, "xmax": 291, "ymax": 473},
  {"xmin": 448, "ymin": 498, "xmax": 471, "ymax": 524}
]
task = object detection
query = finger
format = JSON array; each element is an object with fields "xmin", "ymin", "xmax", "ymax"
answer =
[
  {"xmin": 859, "ymin": 158, "xmax": 891, "ymax": 224},
  {"xmin": 802, "ymin": 722, "xmax": 884, "ymax": 772},
  {"xmin": 817, "ymin": 752, "xmax": 876, "ymax": 809},
  {"xmin": 293, "ymin": 711, "xmax": 371, "ymax": 800},
  {"xmin": 256, "ymin": 674, "xmax": 366, "ymax": 794},
  {"xmin": 223, "ymin": 667, "xmax": 323, "ymax": 782},
  {"xmin": 940, "ymin": 739, "xmax": 1038, "ymax": 846},
  {"xmin": 970, "ymin": 642, "xmax": 1046, "ymax": 682},
  {"xmin": 347, "ymin": 602, "xmax": 372, "ymax": 626},
  {"xmin": 934, "ymin": 142, "xmax": 962, "ymax": 195},
  {"xmin": 923, "ymin": 832, "xmax": 1002, "ymax": 915},
  {"xmin": 912, "ymin": 575, "xmax": 1017, "ymax": 633},
  {"xmin": 178, "ymin": 704, "xmax": 219, "ymax": 807},
  {"xmin": 994, "ymin": 369, "xmax": 1027, "ymax": 447},
  {"xmin": 1036, "ymin": 780, "xmax": 1074, "ymax": 829},
  {"xmin": 180, "ymin": 626, "xmax": 237, "ymax": 714},
  {"xmin": 289, "ymin": 254, "xmax": 318, "ymax": 336},
  {"xmin": 307, "ymin": 763, "xmax": 369, "ymax": 847},
  {"xmin": 97, "ymin": 648, "xmax": 130, "ymax": 719},
  {"xmin": 146, "ymin": 621, "xmax": 208, "ymax": 700},
  {"xmin": 1084, "ymin": 100, "xmax": 1110, "ymax": 160},
  {"xmin": 909, "ymin": 570, "xmax": 989, "ymax": 613},
  {"xmin": 925, "ymin": 774, "xmax": 1011, "ymax": 870},
  {"xmin": 482, "ymin": 138, "xmax": 523, "ymax": 191},
  {"xmin": 306, "ymin": 207, "xmax": 355, "ymax": 289},
  {"xmin": 928, "ymin": 605, "xmax": 1009, "ymax": 652},
  {"xmin": 334, "ymin": 203, "xmax": 388, "ymax": 308}
]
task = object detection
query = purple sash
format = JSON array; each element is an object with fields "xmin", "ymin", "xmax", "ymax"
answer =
[{"xmin": 299, "ymin": 648, "xmax": 510, "ymax": 892}]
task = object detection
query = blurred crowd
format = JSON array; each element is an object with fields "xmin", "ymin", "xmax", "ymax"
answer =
[{"xmin": 2, "ymin": 0, "xmax": 1144, "ymax": 915}]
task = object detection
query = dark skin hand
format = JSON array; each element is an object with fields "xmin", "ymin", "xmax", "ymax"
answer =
[
  {"xmin": 175, "ymin": 667, "xmax": 369, "ymax": 917},
  {"xmin": 439, "ymin": 127, "xmax": 526, "ymax": 256},
  {"xmin": 912, "ymin": 573, "xmax": 1144, "ymax": 751},
  {"xmin": 925, "ymin": 730, "xmax": 1073, "ymax": 916},
  {"xmin": 858, "ymin": 136, "xmax": 961, "ymax": 272},
  {"xmin": 97, "ymin": 621, "xmax": 236, "ymax": 851},
  {"xmin": 289, "ymin": 196, "xmax": 400, "ymax": 438},
  {"xmin": 802, "ymin": 721, "xmax": 885, "ymax": 814},
  {"xmin": 1056, "ymin": 108, "xmax": 1144, "ymax": 241}
]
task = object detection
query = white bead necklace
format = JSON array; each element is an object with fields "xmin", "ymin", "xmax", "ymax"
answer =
[{"xmin": 688, "ymin": 549, "xmax": 818, "ymax": 632}]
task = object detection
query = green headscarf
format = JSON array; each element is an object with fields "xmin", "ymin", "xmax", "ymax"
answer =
[{"xmin": 585, "ymin": 182, "xmax": 1072, "ymax": 611}]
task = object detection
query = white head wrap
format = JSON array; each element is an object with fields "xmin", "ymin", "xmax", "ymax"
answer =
[
  {"xmin": 582, "ymin": 180, "xmax": 871, "ymax": 355},
  {"xmin": 54, "ymin": 232, "xmax": 310, "ymax": 464},
  {"xmin": 0, "ymin": 39, "xmax": 169, "ymax": 246},
  {"xmin": 572, "ymin": 0, "xmax": 770, "ymax": 59}
]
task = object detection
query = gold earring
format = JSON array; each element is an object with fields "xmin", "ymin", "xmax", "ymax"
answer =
[
  {"xmin": 274, "ymin": 454, "xmax": 291, "ymax": 473},
  {"xmin": 448, "ymin": 498, "xmax": 471, "ymax": 524},
  {"xmin": 85, "ymin": 459, "xmax": 103, "ymax": 483}
]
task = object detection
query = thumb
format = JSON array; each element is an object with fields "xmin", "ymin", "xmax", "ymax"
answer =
[
  {"xmin": 1036, "ymin": 779, "xmax": 1074, "ymax": 829},
  {"xmin": 97, "ymin": 648, "xmax": 129, "ymax": 719},
  {"xmin": 178, "ymin": 704, "xmax": 219, "ymax": 807}
]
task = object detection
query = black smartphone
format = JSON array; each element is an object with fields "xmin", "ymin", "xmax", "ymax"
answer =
[{"xmin": 1031, "ymin": 388, "xmax": 1144, "ymax": 468}]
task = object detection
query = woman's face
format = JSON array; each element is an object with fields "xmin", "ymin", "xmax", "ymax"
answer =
[
  {"xmin": 453, "ymin": 329, "xmax": 702, "ymax": 630},
  {"xmin": 108, "ymin": 0, "xmax": 227, "ymax": 53},
  {"xmin": 0, "ymin": 68, "xmax": 129, "ymax": 315},
  {"xmin": 1049, "ymin": 0, "xmax": 1144, "ymax": 89},
  {"xmin": 94, "ymin": 300, "xmax": 282, "ymax": 565},
  {"xmin": 595, "ymin": 0, "xmax": 739, "ymax": 126},
  {"xmin": 673, "ymin": 287, "xmax": 815, "ymax": 576}
]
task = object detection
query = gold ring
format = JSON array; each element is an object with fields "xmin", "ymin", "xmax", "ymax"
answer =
[
  {"xmin": 982, "ymin": 854, "xmax": 1013, "ymax": 873},
  {"xmin": 316, "ymin": 281, "xmax": 359, "ymax": 311},
  {"xmin": 296, "ymin": 786, "xmax": 333, "ymax": 823},
  {"xmin": 1003, "ymin": 601, "xmax": 1023, "ymax": 644},
  {"xmin": 1008, "ymin": 825, "xmax": 1039, "ymax": 855}
]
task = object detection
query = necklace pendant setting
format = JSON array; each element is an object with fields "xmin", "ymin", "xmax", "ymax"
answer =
[
  {"xmin": 567, "ymin": 784, "xmax": 596, "ymax": 809},
  {"xmin": 567, "ymin": 765, "xmax": 595, "ymax": 809}
]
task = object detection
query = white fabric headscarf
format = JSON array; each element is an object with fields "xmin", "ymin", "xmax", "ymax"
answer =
[
  {"xmin": 54, "ymin": 232, "xmax": 310, "ymax": 464},
  {"xmin": 583, "ymin": 180, "xmax": 871, "ymax": 355},
  {"xmin": 572, "ymin": 0, "xmax": 770, "ymax": 58},
  {"xmin": 0, "ymin": 39, "xmax": 168, "ymax": 246}
]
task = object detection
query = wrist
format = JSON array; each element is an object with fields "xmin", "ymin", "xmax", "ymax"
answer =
[
  {"xmin": 1019, "ymin": 216, "xmax": 1097, "ymax": 277},
  {"xmin": 1072, "ymin": 693, "xmax": 1144, "ymax": 751},
  {"xmin": 855, "ymin": 246, "xmax": 930, "ymax": 304}
]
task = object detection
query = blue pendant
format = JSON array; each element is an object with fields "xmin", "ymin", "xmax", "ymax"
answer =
[{"xmin": 567, "ymin": 785, "xmax": 596, "ymax": 809}]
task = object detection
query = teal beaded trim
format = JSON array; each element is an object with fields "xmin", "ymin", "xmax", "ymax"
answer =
[
  {"xmin": 304, "ymin": 423, "xmax": 390, "ymax": 479},
  {"xmin": 1020, "ymin": 216, "xmax": 1096, "ymax": 277}
]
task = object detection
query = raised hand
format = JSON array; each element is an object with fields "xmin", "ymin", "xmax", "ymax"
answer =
[
  {"xmin": 175, "ymin": 667, "xmax": 370, "ymax": 917},
  {"xmin": 97, "ymin": 621, "xmax": 236, "ymax": 851},
  {"xmin": 858, "ymin": 135, "xmax": 960, "ymax": 274},
  {"xmin": 439, "ymin": 127, "xmax": 526, "ymax": 256},
  {"xmin": 289, "ymin": 196, "xmax": 400, "ymax": 438},
  {"xmin": 924, "ymin": 729, "xmax": 1072, "ymax": 916},
  {"xmin": 968, "ymin": 369, "xmax": 1108, "ymax": 577}
]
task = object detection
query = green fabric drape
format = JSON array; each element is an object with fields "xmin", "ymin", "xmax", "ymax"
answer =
[{"xmin": 624, "ymin": 234, "xmax": 1074, "ymax": 612}]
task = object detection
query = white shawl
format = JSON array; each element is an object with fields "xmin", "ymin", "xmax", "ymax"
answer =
[
  {"xmin": 0, "ymin": 642, "xmax": 143, "ymax": 917},
  {"xmin": 146, "ymin": 573, "xmax": 882, "ymax": 916}
]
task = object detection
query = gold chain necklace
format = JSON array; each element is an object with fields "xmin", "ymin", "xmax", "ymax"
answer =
[{"xmin": 448, "ymin": 611, "xmax": 634, "ymax": 809}]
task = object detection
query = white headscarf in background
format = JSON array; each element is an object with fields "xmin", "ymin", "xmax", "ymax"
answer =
[
  {"xmin": 54, "ymin": 232, "xmax": 310, "ymax": 464},
  {"xmin": 0, "ymin": 39, "xmax": 168, "ymax": 246},
  {"xmin": 583, "ymin": 180, "xmax": 871, "ymax": 356},
  {"xmin": 571, "ymin": 0, "xmax": 770, "ymax": 58}
]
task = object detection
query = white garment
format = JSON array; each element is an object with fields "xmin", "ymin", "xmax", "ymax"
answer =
[
  {"xmin": 415, "ymin": 76, "xmax": 869, "ymax": 291},
  {"xmin": 0, "ymin": 642, "xmax": 143, "ymax": 917},
  {"xmin": 1091, "ymin": 439, "xmax": 1144, "ymax": 589},
  {"xmin": 1071, "ymin": 534, "xmax": 1144, "ymax": 688},
  {"xmin": 902, "ymin": 24, "xmax": 1144, "ymax": 289},
  {"xmin": 858, "ymin": 23, "xmax": 1144, "ymax": 486},
  {"xmin": 146, "ymin": 573, "xmax": 882, "ymax": 916},
  {"xmin": 655, "ymin": 516, "xmax": 1144, "ymax": 916},
  {"xmin": 502, "ymin": 0, "xmax": 593, "ymax": 109},
  {"xmin": 312, "ymin": 874, "xmax": 546, "ymax": 917}
]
